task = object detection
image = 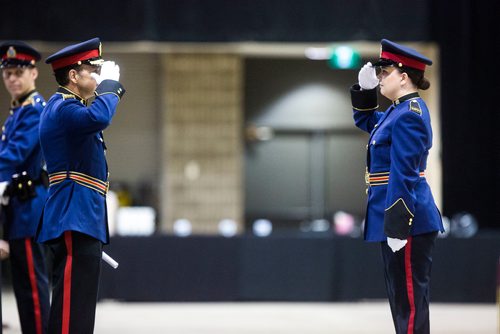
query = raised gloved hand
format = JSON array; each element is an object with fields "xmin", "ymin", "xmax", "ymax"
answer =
[
  {"xmin": 387, "ymin": 237, "xmax": 407, "ymax": 252},
  {"xmin": 0, "ymin": 181, "xmax": 9, "ymax": 206},
  {"xmin": 358, "ymin": 62, "xmax": 379, "ymax": 90},
  {"xmin": 0, "ymin": 239, "xmax": 10, "ymax": 260},
  {"xmin": 91, "ymin": 61, "xmax": 120, "ymax": 85}
]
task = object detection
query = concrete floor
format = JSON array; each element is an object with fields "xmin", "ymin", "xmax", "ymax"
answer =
[{"xmin": 2, "ymin": 291, "xmax": 498, "ymax": 334}]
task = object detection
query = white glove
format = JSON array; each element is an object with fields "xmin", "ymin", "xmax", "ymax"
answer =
[
  {"xmin": 91, "ymin": 61, "xmax": 120, "ymax": 85},
  {"xmin": 387, "ymin": 237, "xmax": 408, "ymax": 252},
  {"xmin": 0, "ymin": 181, "xmax": 9, "ymax": 205},
  {"xmin": 0, "ymin": 240, "xmax": 10, "ymax": 260},
  {"xmin": 358, "ymin": 62, "xmax": 379, "ymax": 90}
]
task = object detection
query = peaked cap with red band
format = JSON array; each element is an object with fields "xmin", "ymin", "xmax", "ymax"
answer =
[
  {"xmin": 0, "ymin": 40, "xmax": 41, "ymax": 68},
  {"xmin": 373, "ymin": 39, "xmax": 432, "ymax": 71},
  {"xmin": 45, "ymin": 37, "xmax": 103, "ymax": 71}
]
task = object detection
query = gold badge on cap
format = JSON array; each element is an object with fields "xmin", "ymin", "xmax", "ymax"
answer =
[
  {"xmin": 7, "ymin": 46, "xmax": 16, "ymax": 58},
  {"xmin": 98, "ymin": 42, "xmax": 102, "ymax": 56}
]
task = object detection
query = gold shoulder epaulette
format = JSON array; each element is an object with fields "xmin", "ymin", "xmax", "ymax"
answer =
[
  {"xmin": 21, "ymin": 97, "xmax": 35, "ymax": 107},
  {"xmin": 21, "ymin": 92, "xmax": 38, "ymax": 107},
  {"xmin": 61, "ymin": 93, "xmax": 75, "ymax": 100},
  {"xmin": 409, "ymin": 100, "xmax": 422, "ymax": 115}
]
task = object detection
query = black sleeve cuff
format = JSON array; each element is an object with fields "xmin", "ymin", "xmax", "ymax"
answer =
[
  {"xmin": 383, "ymin": 198, "xmax": 414, "ymax": 239},
  {"xmin": 350, "ymin": 84, "xmax": 378, "ymax": 111},
  {"xmin": 95, "ymin": 80, "xmax": 126, "ymax": 99}
]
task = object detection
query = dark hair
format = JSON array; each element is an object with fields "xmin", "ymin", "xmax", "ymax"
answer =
[
  {"xmin": 398, "ymin": 66, "xmax": 431, "ymax": 90},
  {"xmin": 53, "ymin": 64, "xmax": 83, "ymax": 86}
]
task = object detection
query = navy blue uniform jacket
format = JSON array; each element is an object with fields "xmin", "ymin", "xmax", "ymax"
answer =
[
  {"xmin": 37, "ymin": 80, "xmax": 124, "ymax": 244},
  {"xmin": 0, "ymin": 91, "xmax": 47, "ymax": 239},
  {"xmin": 351, "ymin": 85, "xmax": 444, "ymax": 242}
]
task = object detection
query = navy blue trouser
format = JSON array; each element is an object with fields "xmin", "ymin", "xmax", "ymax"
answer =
[
  {"xmin": 381, "ymin": 231, "xmax": 438, "ymax": 334},
  {"xmin": 9, "ymin": 237, "xmax": 50, "ymax": 334},
  {"xmin": 1, "ymin": 257, "xmax": 3, "ymax": 334},
  {"xmin": 47, "ymin": 231, "xmax": 102, "ymax": 334}
]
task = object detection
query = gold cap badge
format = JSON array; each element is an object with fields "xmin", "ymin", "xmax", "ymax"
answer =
[{"xmin": 7, "ymin": 46, "xmax": 16, "ymax": 58}]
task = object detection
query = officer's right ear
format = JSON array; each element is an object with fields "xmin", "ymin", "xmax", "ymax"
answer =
[
  {"xmin": 29, "ymin": 67, "xmax": 39, "ymax": 81},
  {"xmin": 68, "ymin": 69, "xmax": 79, "ymax": 83}
]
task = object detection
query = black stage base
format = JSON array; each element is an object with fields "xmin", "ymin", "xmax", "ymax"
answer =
[{"xmin": 99, "ymin": 233, "xmax": 500, "ymax": 303}]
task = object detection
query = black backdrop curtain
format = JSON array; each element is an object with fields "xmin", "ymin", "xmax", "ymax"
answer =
[{"xmin": 431, "ymin": 0, "xmax": 500, "ymax": 228}]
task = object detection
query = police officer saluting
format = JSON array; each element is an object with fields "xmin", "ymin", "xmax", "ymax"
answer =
[
  {"xmin": 37, "ymin": 38, "xmax": 125, "ymax": 334},
  {"xmin": 351, "ymin": 39, "xmax": 444, "ymax": 334},
  {"xmin": 0, "ymin": 41, "xmax": 50, "ymax": 334}
]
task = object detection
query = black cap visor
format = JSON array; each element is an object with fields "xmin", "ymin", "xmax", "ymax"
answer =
[
  {"xmin": 373, "ymin": 58, "xmax": 396, "ymax": 68},
  {"xmin": 1, "ymin": 58, "xmax": 36, "ymax": 69}
]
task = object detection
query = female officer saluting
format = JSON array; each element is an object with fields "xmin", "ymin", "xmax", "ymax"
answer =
[{"xmin": 350, "ymin": 39, "xmax": 444, "ymax": 334}]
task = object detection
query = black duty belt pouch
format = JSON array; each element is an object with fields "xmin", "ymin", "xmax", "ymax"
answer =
[{"xmin": 10, "ymin": 171, "xmax": 37, "ymax": 201}]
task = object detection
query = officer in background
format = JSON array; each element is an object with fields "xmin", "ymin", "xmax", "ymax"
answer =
[
  {"xmin": 350, "ymin": 39, "xmax": 444, "ymax": 333},
  {"xmin": 0, "ymin": 41, "xmax": 50, "ymax": 334},
  {"xmin": 37, "ymin": 38, "xmax": 125, "ymax": 334}
]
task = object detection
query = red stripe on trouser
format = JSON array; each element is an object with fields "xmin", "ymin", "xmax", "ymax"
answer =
[
  {"xmin": 24, "ymin": 238, "xmax": 43, "ymax": 334},
  {"xmin": 404, "ymin": 237, "xmax": 415, "ymax": 334},
  {"xmin": 62, "ymin": 232, "xmax": 73, "ymax": 334}
]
